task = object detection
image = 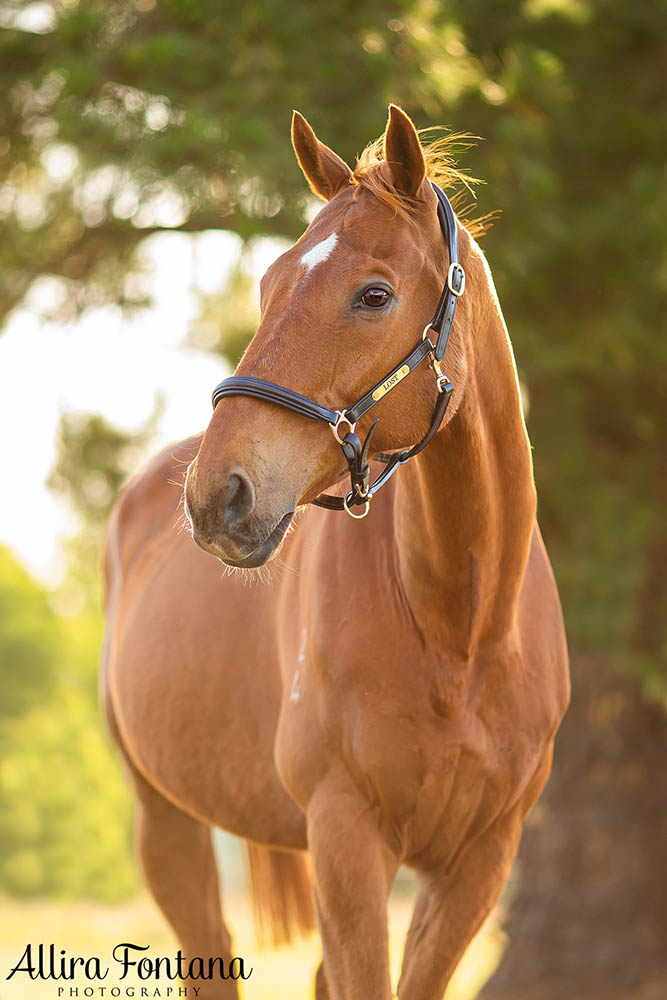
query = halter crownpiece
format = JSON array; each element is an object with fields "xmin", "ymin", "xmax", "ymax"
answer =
[{"xmin": 211, "ymin": 182, "xmax": 465, "ymax": 519}]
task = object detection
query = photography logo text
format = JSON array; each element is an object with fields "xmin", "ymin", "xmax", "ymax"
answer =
[{"xmin": 5, "ymin": 943, "xmax": 253, "ymax": 997}]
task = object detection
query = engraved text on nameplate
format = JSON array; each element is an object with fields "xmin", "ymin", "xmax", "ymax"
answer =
[{"xmin": 371, "ymin": 365, "xmax": 411, "ymax": 402}]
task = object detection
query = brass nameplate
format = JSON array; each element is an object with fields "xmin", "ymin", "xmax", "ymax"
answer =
[{"xmin": 372, "ymin": 364, "xmax": 411, "ymax": 402}]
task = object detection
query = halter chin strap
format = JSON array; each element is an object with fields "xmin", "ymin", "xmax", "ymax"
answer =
[{"xmin": 211, "ymin": 182, "xmax": 465, "ymax": 518}]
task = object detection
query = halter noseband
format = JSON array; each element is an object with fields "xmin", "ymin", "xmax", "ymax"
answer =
[{"xmin": 211, "ymin": 183, "xmax": 465, "ymax": 519}]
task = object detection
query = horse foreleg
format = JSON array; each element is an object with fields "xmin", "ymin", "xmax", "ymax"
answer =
[
  {"xmin": 104, "ymin": 691, "xmax": 239, "ymax": 999},
  {"xmin": 397, "ymin": 811, "xmax": 523, "ymax": 1000},
  {"xmin": 134, "ymin": 775, "xmax": 240, "ymax": 1000},
  {"xmin": 306, "ymin": 775, "xmax": 399, "ymax": 1000}
]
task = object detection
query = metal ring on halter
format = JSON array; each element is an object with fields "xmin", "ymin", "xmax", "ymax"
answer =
[
  {"xmin": 447, "ymin": 262, "xmax": 466, "ymax": 297},
  {"xmin": 343, "ymin": 492, "xmax": 370, "ymax": 519},
  {"xmin": 330, "ymin": 411, "xmax": 356, "ymax": 445}
]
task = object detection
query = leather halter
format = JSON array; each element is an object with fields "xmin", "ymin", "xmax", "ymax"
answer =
[{"xmin": 211, "ymin": 183, "xmax": 465, "ymax": 519}]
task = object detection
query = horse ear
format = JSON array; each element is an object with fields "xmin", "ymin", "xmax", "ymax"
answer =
[
  {"xmin": 384, "ymin": 104, "xmax": 426, "ymax": 197},
  {"xmin": 291, "ymin": 111, "xmax": 353, "ymax": 202}
]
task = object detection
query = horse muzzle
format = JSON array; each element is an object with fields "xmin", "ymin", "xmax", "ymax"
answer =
[{"xmin": 185, "ymin": 464, "xmax": 294, "ymax": 568}]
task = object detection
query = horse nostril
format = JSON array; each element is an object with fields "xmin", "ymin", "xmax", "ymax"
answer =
[{"xmin": 223, "ymin": 469, "xmax": 255, "ymax": 529}]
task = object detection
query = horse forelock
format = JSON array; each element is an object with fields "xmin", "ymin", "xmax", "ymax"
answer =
[{"xmin": 352, "ymin": 128, "xmax": 493, "ymax": 239}]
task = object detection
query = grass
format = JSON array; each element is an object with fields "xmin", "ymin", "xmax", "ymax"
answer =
[{"xmin": 0, "ymin": 891, "xmax": 503, "ymax": 999}]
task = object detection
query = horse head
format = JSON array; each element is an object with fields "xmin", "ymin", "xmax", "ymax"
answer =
[{"xmin": 185, "ymin": 106, "xmax": 470, "ymax": 567}]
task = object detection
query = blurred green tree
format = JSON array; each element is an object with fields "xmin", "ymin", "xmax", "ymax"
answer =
[
  {"xmin": 1, "ymin": 0, "xmax": 664, "ymax": 680},
  {"xmin": 1, "ymin": 0, "xmax": 666, "ymax": 987},
  {"xmin": 0, "ymin": 544, "xmax": 58, "ymax": 718},
  {"xmin": 0, "ymin": 545, "xmax": 136, "ymax": 900},
  {"xmin": 47, "ymin": 405, "xmax": 162, "ymax": 617},
  {"xmin": 48, "ymin": 411, "xmax": 153, "ymax": 529},
  {"xmin": 189, "ymin": 257, "xmax": 261, "ymax": 366},
  {"xmin": 1, "ymin": 404, "xmax": 163, "ymax": 901},
  {"xmin": 448, "ymin": 0, "xmax": 667, "ymax": 697},
  {"xmin": 0, "ymin": 0, "xmax": 459, "ymax": 324}
]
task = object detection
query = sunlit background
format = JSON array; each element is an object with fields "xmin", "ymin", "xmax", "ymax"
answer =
[
  {"xmin": 0, "ymin": 228, "xmax": 287, "ymax": 579},
  {"xmin": 1, "ymin": 1, "xmax": 665, "ymax": 998}
]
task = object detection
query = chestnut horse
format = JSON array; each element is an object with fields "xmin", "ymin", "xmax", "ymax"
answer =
[{"xmin": 103, "ymin": 106, "xmax": 569, "ymax": 999}]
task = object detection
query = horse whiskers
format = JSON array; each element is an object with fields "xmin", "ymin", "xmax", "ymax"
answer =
[
  {"xmin": 172, "ymin": 492, "xmax": 193, "ymax": 538},
  {"xmin": 174, "ymin": 513, "xmax": 193, "ymax": 538},
  {"xmin": 273, "ymin": 557, "xmax": 300, "ymax": 579},
  {"xmin": 217, "ymin": 543, "xmax": 300, "ymax": 587},
  {"xmin": 169, "ymin": 451, "xmax": 195, "ymax": 468},
  {"xmin": 219, "ymin": 561, "xmax": 273, "ymax": 587}
]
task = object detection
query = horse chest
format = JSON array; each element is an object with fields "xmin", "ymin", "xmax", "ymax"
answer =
[
  {"xmin": 277, "ymin": 629, "xmax": 495, "ymax": 829},
  {"xmin": 276, "ymin": 614, "xmax": 552, "ymax": 865}
]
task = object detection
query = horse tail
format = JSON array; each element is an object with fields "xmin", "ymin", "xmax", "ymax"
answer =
[{"xmin": 245, "ymin": 843, "xmax": 315, "ymax": 946}]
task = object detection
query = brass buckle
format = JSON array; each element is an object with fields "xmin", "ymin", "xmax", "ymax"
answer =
[
  {"xmin": 447, "ymin": 262, "xmax": 465, "ymax": 297},
  {"xmin": 353, "ymin": 481, "xmax": 370, "ymax": 500},
  {"xmin": 330, "ymin": 411, "xmax": 356, "ymax": 445},
  {"xmin": 431, "ymin": 357, "xmax": 449, "ymax": 394},
  {"xmin": 343, "ymin": 492, "xmax": 370, "ymax": 519}
]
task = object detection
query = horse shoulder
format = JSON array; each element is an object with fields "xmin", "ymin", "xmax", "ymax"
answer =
[{"xmin": 103, "ymin": 434, "xmax": 201, "ymax": 605}]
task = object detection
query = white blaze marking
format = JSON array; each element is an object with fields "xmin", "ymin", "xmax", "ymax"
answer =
[
  {"xmin": 290, "ymin": 627, "xmax": 308, "ymax": 704},
  {"xmin": 300, "ymin": 232, "xmax": 337, "ymax": 272}
]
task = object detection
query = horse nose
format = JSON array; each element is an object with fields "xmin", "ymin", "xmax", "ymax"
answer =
[{"xmin": 222, "ymin": 468, "xmax": 255, "ymax": 530}]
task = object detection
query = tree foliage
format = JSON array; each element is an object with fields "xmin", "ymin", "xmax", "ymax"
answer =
[
  {"xmin": 449, "ymin": 0, "xmax": 667, "ymax": 695},
  {"xmin": 0, "ymin": 1, "xmax": 665, "ymax": 940},
  {"xmin": 0, "ymin": 397, "xmax": 164, "ymax": 900},
  {"xmin": 2, "ymin": 0, "xmax": 665, "ymax": 687},
  {"xmin": 0, "ymin": 0, "xmax": 446, "ymax": 323},
  {"xmin": 188, "ymin": 255, "xmax": 262, "ymax": 365},
  {"xmin": 49, "ymin": 408, "xmax": 161, "ymax": 531},
  {"xmin": 0, "ymin": 546, "xmax": 136, "ymax": 900},
  {"xmin": 0, "ymin": 544, "xmax": 58, "ymax": 718}
]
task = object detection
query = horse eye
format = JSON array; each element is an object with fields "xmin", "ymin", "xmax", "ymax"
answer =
[{"xmin": 360, "ymin": 287, "xmax": 391, "ymax": 308}]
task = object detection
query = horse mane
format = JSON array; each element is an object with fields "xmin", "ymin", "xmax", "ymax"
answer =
[{"xmin": 353, "ymin": 128, "xmax": 494, "ymax": 239}]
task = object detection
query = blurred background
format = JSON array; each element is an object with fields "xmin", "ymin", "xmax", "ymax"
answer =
[{"xmin": 0, "ymin": 1, "xmax": 665, "ymax": 997}]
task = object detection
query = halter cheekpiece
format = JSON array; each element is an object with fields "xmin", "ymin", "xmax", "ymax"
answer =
[{"xmin": 211, "ymin": 183, "xmax": 465, "ymax": 519}]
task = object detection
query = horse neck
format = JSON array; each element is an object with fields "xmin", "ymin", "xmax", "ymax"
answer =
[{"xmin": 393, "ymin": 247, "xmax": 536, "ymax": 660}]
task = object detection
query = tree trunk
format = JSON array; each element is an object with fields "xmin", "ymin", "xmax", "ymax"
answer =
[{"xmin": 478, "ymin": 649, "xmax": 667, "ymax": 1000}]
